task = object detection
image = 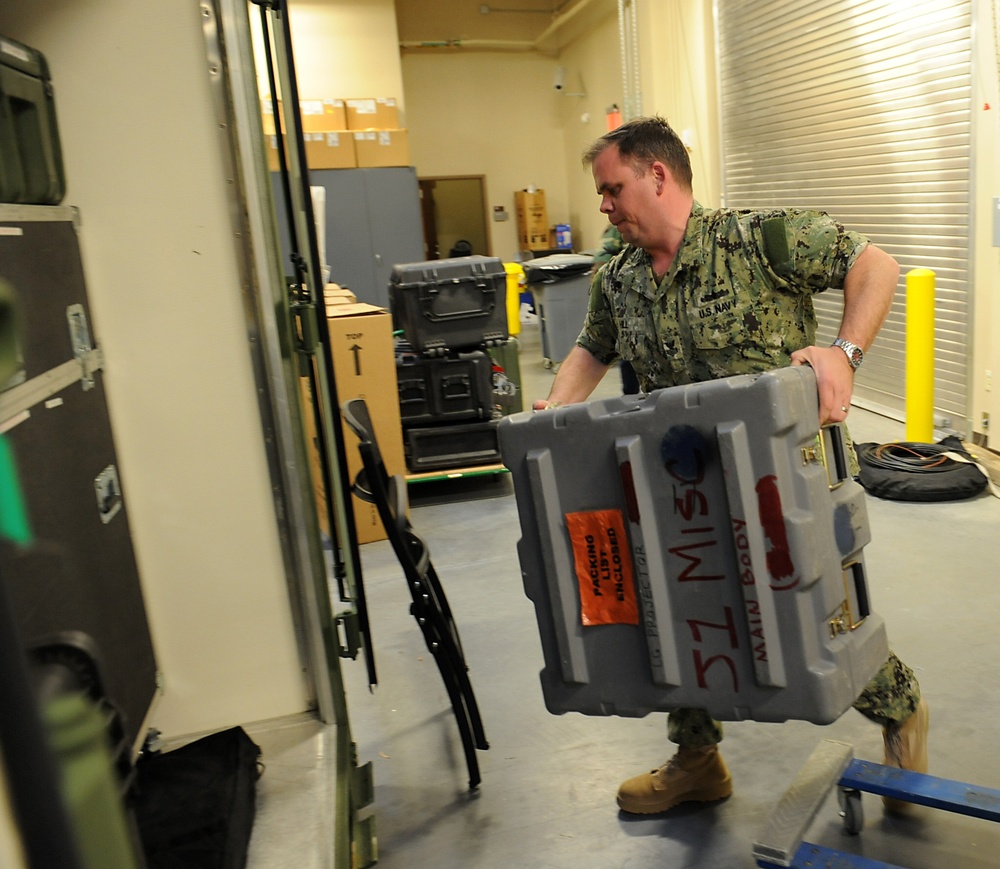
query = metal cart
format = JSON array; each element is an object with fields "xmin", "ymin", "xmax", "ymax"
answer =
[{"xmin": 754, "ymin": 739, "xmax": 1000, "ymax": 868}]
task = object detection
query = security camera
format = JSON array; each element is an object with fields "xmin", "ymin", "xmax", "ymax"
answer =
[{"xmin": 553, "ymin": 66, "xmax": 566, "ymax": 91}]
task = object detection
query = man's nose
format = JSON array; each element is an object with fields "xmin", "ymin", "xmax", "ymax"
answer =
[{"xmin": 600, "ymin": 196, "xmax": 613, "ymax": 214}]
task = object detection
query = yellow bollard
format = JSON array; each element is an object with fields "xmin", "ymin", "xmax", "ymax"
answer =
[
  {"xmin": 503, "ymin": 262, "xmax": 524, "ymax": 337},
  {"xmin": 906, "ymin": 268, "xmax": 936, "ymax": 442}
]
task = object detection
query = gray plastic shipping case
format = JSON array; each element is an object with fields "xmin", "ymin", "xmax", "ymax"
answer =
[
  {"xmin": 390, "ymin": 255, "xmax": 508, "ymax": 356},
  {"xmin": 498, "ymin": 366, "xmax": 888, "ymax": 725}
]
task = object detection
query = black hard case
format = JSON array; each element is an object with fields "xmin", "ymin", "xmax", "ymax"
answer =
[
  {"xmin": 0, "ymin": 36, "xmax": 66, "ymax": 205},
  {"xmin": 396, "ymin": 347, "xmax": 494, "ymax": 426},
  {"xmin": 389, "ymin": 255, "xmax": 508, "ymax": 355},
  {"xmin": 404, "ymin": 419, "xmax": 501, "ymax": 473},
  {"xmin": 0, "ymin": 206, "xmax": 157, "ymax": 752}
]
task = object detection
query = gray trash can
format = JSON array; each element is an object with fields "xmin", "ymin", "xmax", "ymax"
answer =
[{"xmin": 523, "ymin": 253, "xmax": 594, "ymax": 366}]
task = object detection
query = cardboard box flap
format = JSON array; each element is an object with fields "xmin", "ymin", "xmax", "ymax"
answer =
[{"xmin": 327, "ymin": 300, "xmax": 386, "ymax": 317}]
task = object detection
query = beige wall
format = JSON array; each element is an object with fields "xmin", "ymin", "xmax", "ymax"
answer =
[
  {"xmin": 0, "ymin": 1, "xmax": 308, "ymax": 738},
  {"xmin": 394, "ymin": 2, "xmax": 723, "ymax": 259},
  {"xmin": 971, "ymin": 0, "xmax": 1000, "ymax": 440},
  {"xmin": 556, "ymin": 0, "xmax": 720, "ymax": 250},
  {"xmin": 256, "ymin": 0, "xmax": 406, "ymax": 111},
  {"xmin": 403, "ymin": 50, "xmax": 572, "ymax": 259},
  {"xmin": 639, "ymin": 0, "xmax": 720, "ymax": 207},
  {"xmin": 555, "ymin": 10, "xmax": 629, "ymax": 253}
]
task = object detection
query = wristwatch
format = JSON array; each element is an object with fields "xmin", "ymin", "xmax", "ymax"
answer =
[{"xmin": 832, "ymin": 338, "xmax": 864, "ymax": 370}]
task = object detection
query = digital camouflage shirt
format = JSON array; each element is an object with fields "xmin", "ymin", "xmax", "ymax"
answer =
[{"xmin": 577, "ymin": 202, "xmax": 869, "ymax": 392}]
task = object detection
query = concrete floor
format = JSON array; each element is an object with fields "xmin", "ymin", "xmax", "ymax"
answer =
[{"xmin": 247, "ymin": 320, "xmax": 1000, "ymax": 869}]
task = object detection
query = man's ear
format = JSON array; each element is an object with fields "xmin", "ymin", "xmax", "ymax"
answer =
[{"xmin": 651, "ymin": 161, "xmax": 668, "ymax": 194}]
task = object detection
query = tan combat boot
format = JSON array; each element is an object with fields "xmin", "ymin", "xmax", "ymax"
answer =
[
  {"xmin": 882, "ymin": 697, "xmax": 930, "ymax": 814},
  {"xmin": 616, "ymin": 745, "xmax": 733, "ymax": 814}
]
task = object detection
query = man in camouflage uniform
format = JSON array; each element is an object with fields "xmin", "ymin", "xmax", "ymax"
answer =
[{"xmin": 535, "ymin": 115, "xmax": 928, "ymax": 817}]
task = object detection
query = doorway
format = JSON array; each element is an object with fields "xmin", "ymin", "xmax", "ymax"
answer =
[{"xmin": 418, "ymin": 175, "xmax": 491, "ymax": 260}]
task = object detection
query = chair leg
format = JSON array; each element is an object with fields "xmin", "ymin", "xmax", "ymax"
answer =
[
  {"xmin": 414, "ymin": 609, "xmax": 482, "ymax": 790},
  {"xmin": 424, "ymin": 564, "xmax": 467, "ymax": 659},
  {"xmin": 412, "ymin": 597, "xmax": 490, "ymax": 753}
]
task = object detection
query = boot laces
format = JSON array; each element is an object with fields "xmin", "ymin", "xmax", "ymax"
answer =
[
  {"xmin": 654, "ymin": 748, "xmax": 709, "ymax": 781},
  {"xmin": 652, "ymin": 754, "xmax": 682, "ymax": 781}
]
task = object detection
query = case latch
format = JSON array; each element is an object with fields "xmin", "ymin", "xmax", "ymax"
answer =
[{"xmin": 67, "ymin": 304, "xmax": 103, "ymax": 391}]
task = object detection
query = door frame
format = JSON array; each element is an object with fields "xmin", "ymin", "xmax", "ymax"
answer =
[{"xmin": 417, "ymin": 174, "xmax": 492, "ymax": 259}]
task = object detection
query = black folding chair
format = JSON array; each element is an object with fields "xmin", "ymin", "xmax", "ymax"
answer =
[{"xmin": 342, "ymin": 398, "xmax": 489, "ymax": 790}]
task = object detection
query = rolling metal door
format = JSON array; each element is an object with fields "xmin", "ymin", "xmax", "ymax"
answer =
[{"xmin": 716, "ymin": 0, "xmax": 973, "ymax": 430}]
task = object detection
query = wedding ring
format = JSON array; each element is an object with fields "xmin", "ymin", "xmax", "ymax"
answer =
[{"xmin": 840, "ymin": 405, "xmax": 848, "ymax": 413}]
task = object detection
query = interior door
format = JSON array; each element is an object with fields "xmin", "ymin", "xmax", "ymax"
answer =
[{"xmin": 417, "ymin": 175, "xmax": 490, "ymax": 260}]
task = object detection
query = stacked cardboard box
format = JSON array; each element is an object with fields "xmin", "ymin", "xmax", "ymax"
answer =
[
  {"xmin": 352, "ymin": 130, "xmax": 410, "ymax": 168},
  {"xmin": 515, "ymin": 189, "xmax": 550, "ymax": 251},
  {"xmin": 345, "ymin": 97, "xmax": 410, "ymax": 168},
  {"xmin": 263, "ymin": 96, "xmax": 410, "ymax": 170},
  {"xmin": 263, "ymin": 97, "xmax": 356, "ymax": 171},
  {"xmin": 265, "ymin": 130, "xmax": 357, "ymax": 172},
  {"xmin": 261, "ymin": 98, "xmax": 348, "ymax": 133},
  {"xmin": 344, "ymin": 97, "xmax": 399, "ymax": 130}
]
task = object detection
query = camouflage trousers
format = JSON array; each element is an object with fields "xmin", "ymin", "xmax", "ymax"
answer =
[{"xmin": 667, "ymin": 651, "xmax": 921, "ymax": 747}]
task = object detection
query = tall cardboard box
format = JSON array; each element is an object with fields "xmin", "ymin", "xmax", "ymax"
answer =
[
  {"xmin": 301, "ymin": 300, "xmax": 406, "ymax": 544},
  {"xmin": 515, "ymin": 189, "xmax": 549, "ymax": 250}
]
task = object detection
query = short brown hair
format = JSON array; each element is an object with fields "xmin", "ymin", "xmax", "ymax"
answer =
[{"xmin": 583, "ymin": 115, "xmax": 693, "ymax": 192}]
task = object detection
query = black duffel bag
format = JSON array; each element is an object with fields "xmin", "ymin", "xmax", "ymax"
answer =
[{"xmin": 131, "ymin": 726, "xmax": 262, "ymax": 869}]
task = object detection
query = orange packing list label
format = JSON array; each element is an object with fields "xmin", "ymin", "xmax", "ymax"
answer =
[{"xmin": 565, "ymin": 509, "xmax": 638, "ymax": 626}]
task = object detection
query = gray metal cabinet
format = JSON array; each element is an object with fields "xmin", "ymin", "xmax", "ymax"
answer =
[{"xmin": 273, "ymin": 167, "xmax": 425, "ymax": 311}]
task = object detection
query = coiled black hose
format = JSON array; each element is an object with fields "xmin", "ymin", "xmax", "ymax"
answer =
[{"xmin": 857, "ymin": 441, "xmax": 961, "ymax": 474}]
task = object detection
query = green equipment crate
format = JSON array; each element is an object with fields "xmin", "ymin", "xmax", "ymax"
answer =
[{"xmin": 488, "ymin": 337, "xmax": 522, "ymax": 415}]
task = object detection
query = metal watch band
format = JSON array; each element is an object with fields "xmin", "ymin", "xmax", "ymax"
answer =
[{"xmin": 832, "ymin": 338, "xmax": 864, "ymax": 370}]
